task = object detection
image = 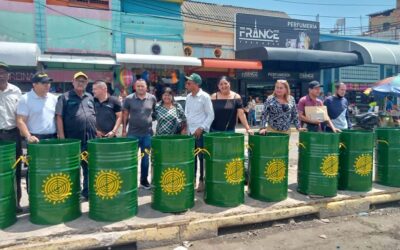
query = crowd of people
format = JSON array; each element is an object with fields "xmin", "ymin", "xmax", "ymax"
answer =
[{"xmin": 0, "ymin": 61, "xmax": 352, "ymax": 212}]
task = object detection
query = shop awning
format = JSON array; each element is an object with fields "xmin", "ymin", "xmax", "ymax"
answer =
[
  {"xmin": 318, "ymin": 40, "xmax": 400, "ymax": 65},
  {"xmin": 116, "ymin": 53, "xmax": 202, "ymax": 67},
  {"xmin": 39, "ymin": 54, "xmax": 116, "ymax": 65},
  {"xmin": 236, "ymin": 47, "xmax": 361, "ymax": 70},
  {"xmin": 201, "ymin": 59, "xmax": 262, "ymax": 70},
  {"xmin": 0, "ymin": 42, "xmax": 40, "ymax": 67}
]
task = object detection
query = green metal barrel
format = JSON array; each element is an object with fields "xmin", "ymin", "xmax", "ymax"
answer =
[
  {"xmin": 375, "ymin": 128, "xmax": 400, "ymax": 187},
  {"xmin": 298, "ymin": 132, "xmax": 340, "ymax": 197},
  {"xmin": 204, "ymin": 132, "xmax": 245, "ymax": 207},
  {"xmin": 28, "ymin": 139, "xmax": 81, "ymax": 225},
  {"xmin": 0, "ymin": 141, "xmax": 16, "ymax": 229},
  {"xmin": 248, "ymin": 133, "xmax": 289, "ymax": 202},
  {"xmin": 339, "ymin": 130, "xmax": 374, "ymax": 191},
  {"xmin": 151, "ymin": 135, "xmax": 195, "ymax": 213},
  {"xmin": 88, "ymin": 138, "xmax": 138, "ymax": 221}
]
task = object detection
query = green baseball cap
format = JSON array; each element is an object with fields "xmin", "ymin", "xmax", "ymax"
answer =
[{"xmin": 185, "ymin": 73, "xmax": 202, "ymax": 86}]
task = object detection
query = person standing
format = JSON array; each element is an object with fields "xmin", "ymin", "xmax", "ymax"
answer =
[
  {"xmin": 122, "ymin": 79, "xmax": 157, "ymax": 189},
  {"xmin": 154, "ymin": 87, "xmax": 186, "ymax": 135},
  {"xmin": 298, "ymin": 81, "xmax": 338, "ymax": 133},
  {"xmin": 185, "ymin": 73, "xmax": 214, "ymax": 192},
  {"xmin": 56, "ymin": 72, "xmax": 96, "ymax": 200},
  {"xmin": 324, "ymin": 82, "xmax": 352, "ymax": 131},
  {"xmin": 0, "ymin": 62, "xmax": 23, "ymax": 212},
  {"xmin": 247, "ymin": 96, "xmax": 256, "ymax": 127},
  {"xmin": 210, "ymin": 76, "xmax": 252, "ymax": 134},
  {"xmin": 92, "ymin": 80, "xmax": 122, "ymax": 138},
  {"xmin": 259, "ymin": 80, "xmax": 304, "ymax": 135},
  {"xmin": 16, "ymin": 72, "xmax": 58, "ymax": 143}
]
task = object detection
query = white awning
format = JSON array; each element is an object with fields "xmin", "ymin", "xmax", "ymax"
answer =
[
  {"xmin": 116, "ymin": 53, "xmax": 202, "ymax": 67},
  {"xmin": 319, "ymin": 40, "xmax": 400, "ymax": 65},
  {"xmin": 39, "ymin": 54, "xmax": 116, "ymax": 65},
  {"xmin": 0, "ymin": 42, "xmax": 41, "ymax": 67}
]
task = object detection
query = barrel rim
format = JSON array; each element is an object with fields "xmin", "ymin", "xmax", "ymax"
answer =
[
  {"xmin": 375, "ymin": 127, "xmax": 400, "ymax": 131},
  {"xmin": 152, "ymin": 135, "xmax": 194, "ymax": 142},
  {"xmin": 249, "ymin": 132, "xmax": 289, "ymax": 138},
  {"xmin": 28, "ymin": 138, "xmax": 81, "ymax": 146},
  {"xmin": 88, "ymin": 137, "xmax": 138, "ymax": 145},
  {"xmin": 340, "ymin": 129, "xmax": 374, "ymax": 134},
  {"xmin": 204, "ymin": 132, "xmax": 244, "ymax": 138},
  {"xmin": 0, "ymin": 140, "xmax": 16, "ymax": 147}
]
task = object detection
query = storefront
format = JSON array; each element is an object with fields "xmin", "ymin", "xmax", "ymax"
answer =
[
  {"xmin": 38, "ymin": 54, "xmax": 116, "ymax": 94},
  {"xmin": 234, "ymin": 14, "xmax": 362, "ymax": 101},
  {"xmin": 115, "ymin": 53, "xmax": 201, "ymax": 98},
  {"xmin": 0, "ymin": 42, "xmax": 41, "ymax": 92}
]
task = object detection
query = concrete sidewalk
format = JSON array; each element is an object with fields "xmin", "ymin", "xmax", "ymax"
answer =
[{"xmin": 1, "ymin": 130, "xmax": 400, "ymax": 249}]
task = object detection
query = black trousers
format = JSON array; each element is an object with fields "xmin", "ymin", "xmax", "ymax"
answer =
[{"xmin": 0, "ymin": 127, "xmax": 22, "ymax": 204}]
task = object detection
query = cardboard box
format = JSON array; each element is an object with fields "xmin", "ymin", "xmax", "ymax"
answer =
[{"xmin": 305, "ymin": 106, "xmax": 329, "ymax": 122}]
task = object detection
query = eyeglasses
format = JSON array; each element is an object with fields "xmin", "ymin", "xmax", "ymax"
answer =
[{"xmin": 276, "ymin": 79, "xmax": 288, "ymax": 84}]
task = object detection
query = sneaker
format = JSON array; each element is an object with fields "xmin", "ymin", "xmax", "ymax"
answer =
[
  {"xmin": 16, "ymin": 205, "xmax": 23, "ymax": 214},
  {"xmin": 80, "ymin": 195, "xmax": 89, "ymax": 202},
  {"xmin": 140, "ymin": 180, "xmax": 151, "ymax": 190},
  {"xmin": 197, "ymin": 181, "xmax": 205, "ymax": 192}
]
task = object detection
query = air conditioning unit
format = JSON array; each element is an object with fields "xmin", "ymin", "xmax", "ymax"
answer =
[
  {"xmin": 214, "ymin": 48, "xmax": 222, "ymax": 58},
  {"xmin": 184, "ymin": 46, "xmax": 193, "ymax": 56}
]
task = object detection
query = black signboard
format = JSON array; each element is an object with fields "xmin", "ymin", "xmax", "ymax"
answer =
[{"xmin": 235, "ymin": 13, "xmax": 319, "ymax": 51}]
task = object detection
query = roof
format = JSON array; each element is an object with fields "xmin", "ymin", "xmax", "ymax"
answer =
[
  {"xmin": 0, "ymin": 42, "xmax": 40, "ymax": 67},
  {"xmin": 367, "ymin": 8, "xmax": 395, "ymax": 17},
  {"xmin": 319, "ymin": 40, "xmax": 400, "ymax": 65},
  {"xmin": 182, "ymin": 1, "xmax": 289, "ymax": 23},
  {"xmin": 39, "ymin": 54, "xmax": 116, "ymax": 65}
]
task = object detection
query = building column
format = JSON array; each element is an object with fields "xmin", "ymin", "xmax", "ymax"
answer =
[
  {"xmin": 112, "ymin": 0, "xmax": 122, "ymax": 53},
  {"xmin": 34, "ymin": 0, "xmax": 46, "ymax": 52}
]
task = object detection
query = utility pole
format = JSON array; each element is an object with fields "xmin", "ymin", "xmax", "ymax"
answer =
[{"xmin": 360, "ymin": 15, "xmax": 363, "ymax": 35}]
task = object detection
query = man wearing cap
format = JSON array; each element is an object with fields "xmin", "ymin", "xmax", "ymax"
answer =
[
  {"xmin": 298, "ymin": 81, "xmax": 338, "ymax": 132},
  {"xmin": 0, "ymin": 62, "xmax": 23, "ymax": 211},
  {"xmin": 184, "ymin": 73, "xmax": 214, "ymax": 192},
  {"xmin": 92, "ymin": 80, "xmax": 122, "ymax": 138},
  {"xmin": 122, "ymin": 79, "xmax": 156, "ymax": 190},
  {"xmin": 56, "ymin": 72, "xmax": 96, "ymax": 200},
  {"xmin": 17, "ymin": 72, "xmax": 58, "ymax": 143}
]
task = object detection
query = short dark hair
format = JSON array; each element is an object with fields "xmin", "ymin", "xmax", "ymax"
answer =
[
  {"xmin": 160, "ymin": 87, "xmax": 175, "ymax": 104},
  {"xmin": 335, "ymin": 82, "xmax": 346, "ymax": 90}
]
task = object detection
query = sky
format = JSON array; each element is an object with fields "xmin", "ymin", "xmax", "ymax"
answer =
[{"xmin": 198, "ymin": 0, "xmax": 396, "ymax": 36}]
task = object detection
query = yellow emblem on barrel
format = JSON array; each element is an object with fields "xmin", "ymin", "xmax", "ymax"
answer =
[
  {"xmin": 225, "ymin": 158, "xmax": 244, "ymax": 185},
  {"xmin": 42, "ymin": 173, "xmax": 72, "ymax": 204},
  {"xmin": 160, "ymin": 167, "xmax": 186, "ymax": 195},
  {"xmin": 94, "ymin": 170, "xmax": 123, "ymax": 200},
  {"xmin": 354, "ymin": 154, "xmax": 373, "ymax": 176},
  {"xmin": 265, "ymin": 159, "xmax": 286, "ymax": 184},
  {"xmin": 320, "ymin": 154, "xmax": 339, "ymax": 178}
]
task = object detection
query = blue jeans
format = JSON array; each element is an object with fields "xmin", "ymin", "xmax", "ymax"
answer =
[
  {"xmin": 248, "ymin": 110, "xmax": 256, "ymax": 126},
  {"xmin": 81, "ymin": 159, "xmax": 89, "ymax": 198},
  {"xmin": 129, "ymin": 134, "xmax": 151, "ymax": 183}
]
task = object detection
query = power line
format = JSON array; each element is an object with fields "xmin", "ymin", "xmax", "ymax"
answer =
[{"xmin": 271, "ymin": 0, "xmax": 393, "ymax": 7}]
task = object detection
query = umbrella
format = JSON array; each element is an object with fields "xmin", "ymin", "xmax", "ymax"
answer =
[{"xmin": 372, "ymin": 74, "xmax": 400, "ymax": 97}]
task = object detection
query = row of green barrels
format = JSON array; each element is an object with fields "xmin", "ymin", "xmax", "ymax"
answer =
[{"xmin": 1, "ymin": 128, "xmax": 400, "ymax": 228}]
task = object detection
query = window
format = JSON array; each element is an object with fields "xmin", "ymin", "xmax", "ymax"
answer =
[{"xmin": 47, "ymin": 0, "xmax": 109, "ymax": 10}]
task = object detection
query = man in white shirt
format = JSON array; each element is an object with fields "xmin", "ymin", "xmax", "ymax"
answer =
[
  {"xmin": 185, "ymin": 73, "xmax": 214, "ymax": 192},
  {"xmin": 0, "ymin": 62, "xmax": 23, "ymax": 212},
  {"xmin": 17, "ymin": 72, "xmax": 58, "ymax": 143}
]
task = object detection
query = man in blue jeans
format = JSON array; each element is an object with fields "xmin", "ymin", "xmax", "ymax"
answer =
[{"xmin": 122, "ymin": 79, "xmax": 157, "ymax": 189}]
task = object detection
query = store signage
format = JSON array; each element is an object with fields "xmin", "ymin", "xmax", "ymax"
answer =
[
  {"xmin": 239, "ymin": 71, "xmax": 260, "ymax": 79},
  {"xmin": 9, "ymin": 70, "xmax": 35, "ymax": 83},
  {"xmin": 235, "ymin": 13, "xmax": 319, "ymax": 51}
]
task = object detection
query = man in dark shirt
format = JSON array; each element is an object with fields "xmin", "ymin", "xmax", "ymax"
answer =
[
  {"xmin": 122, "ymin": 79, "xmax": 157, "ymax": 189},
  {"xmin": 324, "ymin": 82, "xmax": 352, "ymax": 131},
  {"xmin": 92, "ymin": 80, "xmax": 122, "ymax": 138},
  {"xmin": 56, "ymin": 72, "xmax": 96, "ymax": 200}
]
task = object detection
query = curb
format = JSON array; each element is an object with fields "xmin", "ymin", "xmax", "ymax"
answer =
[{"xmin": 4, "ymin": 190, "xmax": 400, "ymax": 250}]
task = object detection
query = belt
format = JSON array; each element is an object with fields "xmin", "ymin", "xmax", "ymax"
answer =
[{"xmin": 0, "ymin": 127, "xmax": 17, "ymax": 133}]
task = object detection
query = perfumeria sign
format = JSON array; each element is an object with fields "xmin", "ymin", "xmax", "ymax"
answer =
[{"xmin": 235, "ymin": 13, "xmax": 319, "ymax": 51}]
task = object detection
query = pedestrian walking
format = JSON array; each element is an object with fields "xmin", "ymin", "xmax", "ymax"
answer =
[
  {"xmin": 259, "ymin": 80, "xmax": 304, "ymax": 135},
  {"xmin": 122, "ymin": 79, "xmax": 157, "ymax": 190},
  {"xmin": 154, "ymin": 87, "xmax": 186, "ymax": 135},
  {"xmin": 324, "ymin": 82, "xmax": 352, "ymax": 131},
  {"xmin": 210, "ymin": 76, "xmax": 252, "ymax": 134},
  {"xmin": 56, "ymin": 71, "xmax": 97, "ymax": 200},
  {"xmin": 0, "ymin": 62, "xmax": 23, "ymax": 212},
  {"xmin": 298, "ymin": 81, "xmax": 339, "ymax": 132},
  {"xmin": 92, "ymin": 80, "xmax": 122, "ymax": 138},
  {"xmin": 184, "ymin": 73, "xmax": 214, "ymax": 192}
]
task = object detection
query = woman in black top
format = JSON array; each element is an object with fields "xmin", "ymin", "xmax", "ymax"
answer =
[{"xmin": 210, "ymin": 76, "xmax": 253, "ymax": 134}]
